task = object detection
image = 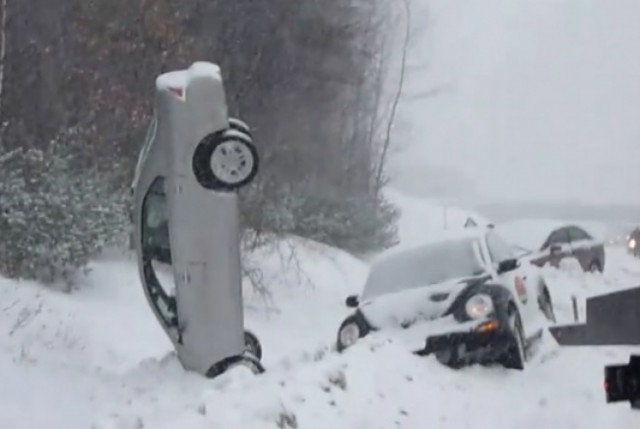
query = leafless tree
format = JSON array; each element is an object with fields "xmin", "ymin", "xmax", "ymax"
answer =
[
  {"xmin": 0, "ymin": 0, "xmax": 400, "ymax": 285},
  {"xmin": 0, "ymin": 0, "xmax": 7, "ymax": 118},
  {"xmin": 374, "ymin": 0, "xmax": 411, "ymax": 192}
]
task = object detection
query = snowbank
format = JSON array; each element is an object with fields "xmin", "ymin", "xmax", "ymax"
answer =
[
  {"xmin": 0, "ymin": 238, "xmax": 370, "ymax": 429},
  {"xmin": 384, "ymin": 188, "xmax": 492, "ymax": 250},
  {"xmin": 2, "ymin": 190, "xmax": 640, "ymax": 428},
  {"xmin": 95, "ymin": 336, "xmax": 639, "ymax": 429}
]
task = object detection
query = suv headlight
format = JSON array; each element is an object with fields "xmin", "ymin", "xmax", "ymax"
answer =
[
  {"xmin": 465, "ymin": 294, "xmax": 494, "ymax": 319},
  {"xmin": 629, "ymin": 238, "xmax": 636, "ymax": 249}
]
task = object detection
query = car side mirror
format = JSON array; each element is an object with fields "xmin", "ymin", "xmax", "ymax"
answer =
[
  {"xmin": 497, "ymin": 258, "xmax": 519, "ymax": 274},
  {"xmin": 345, "ymin": 295, "xmax": 359, "ymax": 308}
]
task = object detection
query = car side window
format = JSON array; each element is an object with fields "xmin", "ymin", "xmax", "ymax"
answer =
[
  {"xmin": 140, "ymin": 176, "xmax": 177, "ymax": 327},
  {"xmin": 486, "ymin": 232, "xmax": 515, "ymax": 264},
  {"xmin": 542, "ymin": 228, "xmax": 570, "ymax": 249},
  {"xmin": 141, "ymin": 177, "xmax": 171, "ymax": 261},
  {"xmin": 568, "ymin": 226, "xmax": 592, "ymax": 242}
]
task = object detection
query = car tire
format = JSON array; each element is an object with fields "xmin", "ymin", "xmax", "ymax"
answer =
[
  {"xmin": 538, "ymin": 288, "xmax": 556, "ymax": 323},
  {"xmin": 205, "ymin": 354, "xmax": 265, "ymax": 378},
  {"xmin": 192, "ymin": 130, "xmax": 259, "ymax": 192},
  {"xmin": 499, "ymin": 305, "xmax": 526, "ymax": 370},
  {"xmin": 244, "ymin": 330, "xmax": 262, "ymax": 360},
  {"xmin": 336, "ymin": 313, "xmax": 370, "ymax": 353},
  {"xmin": 435, "ymin": 347, "xmax": 463, "ymax": 369}
]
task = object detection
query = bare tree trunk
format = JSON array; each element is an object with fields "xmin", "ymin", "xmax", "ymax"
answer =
[
  {"xmin": 374, "ymin": 0, "xmax": 411, "ymax": 192},
  {"xmin": 0, "ymin": 0, "xmax": 7, "ymax": 121},
  {"xmin": 366, "ymin": 46, "xmax": 388, "ymax": 191}
]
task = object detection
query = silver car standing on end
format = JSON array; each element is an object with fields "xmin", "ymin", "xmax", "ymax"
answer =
[{"xmin": 131, "ymin": 62, "xmax": 263, "ymax": 377}]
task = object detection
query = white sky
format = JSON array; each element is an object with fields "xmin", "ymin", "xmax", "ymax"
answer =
[{"xmin": 390, "ymin": 0, "xmax": 640, "ymax": 205}]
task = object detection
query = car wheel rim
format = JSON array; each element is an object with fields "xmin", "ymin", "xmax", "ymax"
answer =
[
  {"xmin": 210, "ymin": 140, "xmax": 254, "ymax": 185},
  {"xmin": 339, "ymin": 323, "xmax": 360, "ymax": 348},
  {"xmin": 246, "ymin": 341, "xmax": 259, "ymax": 358}
]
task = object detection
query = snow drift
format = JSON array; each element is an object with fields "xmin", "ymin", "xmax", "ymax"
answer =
[{"xmin": 2, "ymin": 189, "xmax": 640, "ymax": 428}]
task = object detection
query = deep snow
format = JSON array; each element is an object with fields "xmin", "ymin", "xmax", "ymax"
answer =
[{"xmin": 2, "ymin": 190, "xmax": 640, "ymax": 428}]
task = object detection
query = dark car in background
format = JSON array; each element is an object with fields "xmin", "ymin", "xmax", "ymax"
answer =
[{"xmin": 497, "ymin": 221, "xmax": 606, "ymax": 273}]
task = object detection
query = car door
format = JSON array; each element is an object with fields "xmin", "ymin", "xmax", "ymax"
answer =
[
  {"xmin": 567, "ymin": 226, "xmax": 595, "ymax": 270},
  {"xmin": 485, "ymin": 231, "xmax": 537, "ymax": 336},
  {"xmin": 540, "ymin": 227, "xmax": 572, "ymax": 268}
]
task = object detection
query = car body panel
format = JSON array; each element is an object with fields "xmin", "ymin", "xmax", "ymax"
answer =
[
  {"xmin": 132, "ymin": 62, "xmax": 246, "ymax": 375},
  {"xmin": 383, "ymin": 315, "xmax": 486, "ymax": 352}
]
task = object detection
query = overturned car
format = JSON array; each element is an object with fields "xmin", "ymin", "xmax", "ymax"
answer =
[{"xmin": 336, "ymin": 229, "xmax": 556, "ymax": 370}]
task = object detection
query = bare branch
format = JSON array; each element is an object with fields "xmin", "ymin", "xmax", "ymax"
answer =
[
  {"xmin": 375, "ymin": 0, "xmax": 411, "ymax": 191},
  {"xmin": 402, "ymin": 83, "xmax": 453, "ymax": 102}
]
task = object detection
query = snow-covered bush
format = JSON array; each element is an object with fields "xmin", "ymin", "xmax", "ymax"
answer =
[
  {"xmin": 241, "ymin": 181, "xmax": 399, "ymax": 255},
  {"xmin": 0, "ymin": 139, "xmax": 129, "ymax": 288}
]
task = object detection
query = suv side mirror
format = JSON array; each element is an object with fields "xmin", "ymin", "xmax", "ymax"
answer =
[
  {"xmin": 345, "ymin": 295, "xmax": 359, "ymax": 308},
  {"xmin": 497, "ymin": 258, "xmax": 519, "ymax": 274}
]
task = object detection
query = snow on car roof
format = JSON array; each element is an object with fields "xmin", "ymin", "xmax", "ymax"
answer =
[
  {"xmin": 155, "ymin": 62, "xmax": 222, "ymax": 91},
  {"xmin": 363, "ymin": 231, "xmax": 486, "ymax": 299},
  {"xmin": 373, "ymin": 228, "xmax": 487, "ymax": 265}
]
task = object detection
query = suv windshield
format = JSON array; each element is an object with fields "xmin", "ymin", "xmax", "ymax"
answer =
[{"xmin": 362, "ymin": 238, "xmax": 486, "ymax": 300}]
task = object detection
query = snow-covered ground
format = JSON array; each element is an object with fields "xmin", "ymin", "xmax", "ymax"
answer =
[{"xmin": 2, "ymin": 190, "xmax": 640, "ymax": 428}]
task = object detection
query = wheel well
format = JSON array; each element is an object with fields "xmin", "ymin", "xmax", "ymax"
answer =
[
  {"xmin": 536, "ymin": 278, "xmax": 550, "ymax": 298},
  {"xmin": 541, "ymin": 285, "xmax": 550, "ymax": 300}
]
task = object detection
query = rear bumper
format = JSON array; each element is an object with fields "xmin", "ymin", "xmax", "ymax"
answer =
[{"xmin": 415, "ymin": 319, "xmax": 511, "ymax": 363}]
